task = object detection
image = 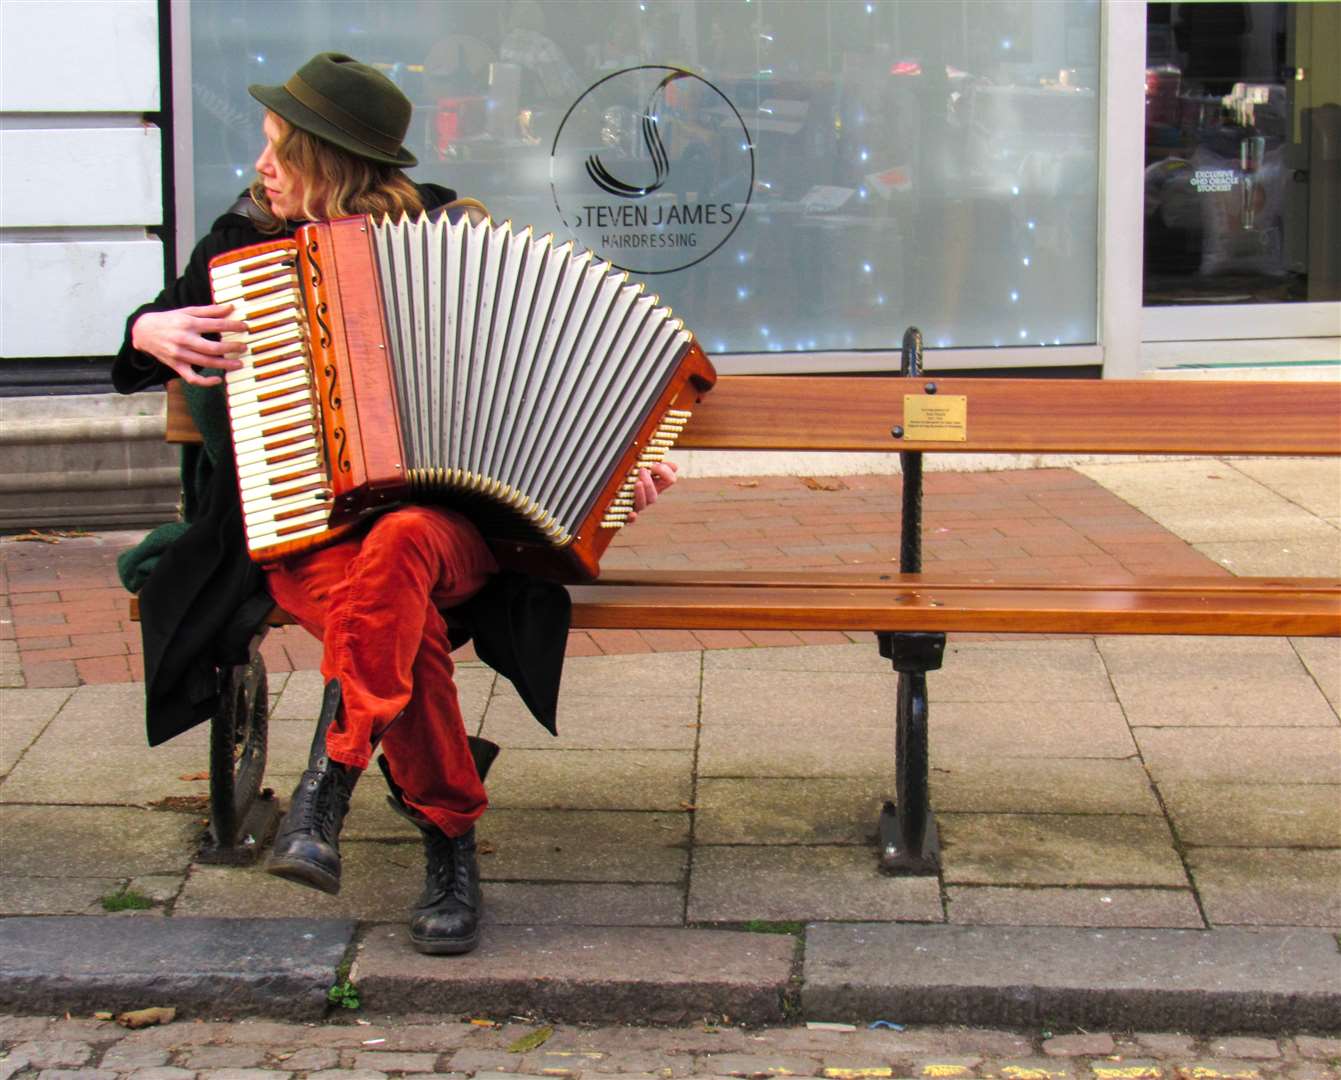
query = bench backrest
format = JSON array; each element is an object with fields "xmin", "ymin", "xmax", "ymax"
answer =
[{"xmin": 164, "ymin": 374, "xmax": 1341, "ymax": 457}]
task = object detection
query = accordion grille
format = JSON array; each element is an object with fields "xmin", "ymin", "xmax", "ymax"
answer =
[{"xmin": 371, "ymin": 214, "xmax": 692, "ymax": 546}]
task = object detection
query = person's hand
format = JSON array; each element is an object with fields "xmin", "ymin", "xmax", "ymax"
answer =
[
  {"xmin": 130, "ymin": 304, "xmax": 248, "ymax": 386},
  {"xmin": 628, "ymin": 461, "xmax": 678, "ymax": 524}
]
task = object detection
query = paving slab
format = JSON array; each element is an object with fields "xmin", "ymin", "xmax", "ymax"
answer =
[
  {"xmin": 688, "ymin": 845, "xmax": 941, "ymax": 923},
  {"xmin": 1160, "ymin": 782, "xmax": 1341, "ymax": 847},
  {"xmin": 1135, "ymin": 727, "xmax": 1341, "ymax": 784},
  {"xmin": 929, "ymin": 641, "xmax": 1115, "ymax": 703},
  {"xmin": 0, "ymin": 875, "xmax": 127, "ymax": 917},
  {"xmin": 698, "ymin": 670, "xmax": 894, "ymax": 778},
  {"xmin": 1196, "ymin": 536, "xmax": 1341, "ymax": 577},
  {"xmin": 930, "ymin": 702, "xmax": 1137, "ymax": 760},
  {"xmin": 1229, "ymin": 458, "xmax": 1341, "ymax": 520},
  {"xmin": 1186, "ymin": 848, "xmax": 1341, "ymax": 927},
  {"xmin": 0, "ymin": 715, "xmax": 50, "ymax": 777},
  {"xmin": 174, "ymin": 843, "xmax": 420, "ymax": 920},
  {"xmin": 0, "ymin": 705, "xmax": 219, "ymax": 806},
  {"xmin": 938, "ymin": 814, "xmax": 1186, "ymax": 887},
  {"xmin": 483, "ymin": 882, "xmax": 684, "ymax": 926},
  {"xmin": 0, "ymin": 805, "xmax": 198, "ymax": 879},
  {"xmin": 802, "ymin": 924, "xmax": 1341, "ymax": 1033},
  {"xmin": 481, "ymin": 688, "xmax": 699, "ymax": 749},
  {"xmin": 475, "ymin": 809, "xmax": 688, "ymax": 882},
  {"xmin": 930, "ymin": 758, "xmax": 1161, "ymax": 815},
  {"xmin": 353, "ymin": 924, "xmax": 795, "ymax": 1024},
  {"xmin": 1077, "ymin": 462, "xmax": 1333, "ymax": 542},
  {"xmin": 1291, "ymin": 637, "xmax": 1341, "ymax": 711},
  {"xmin": 0, "ymin": 916, "xmax": 354, "ymax": 1019},
  {"xmin": 694, "ymin": 778, "xmax": 884, "ymax": 845},
  {"xmin": 702, "ymin": 643, "xmax": 887, "ymax": 674},
  {"xmin": 944, "ymin": 885, "xmax": 1204, "ymax": 928},
  {"xmin": 485, "ymin": 749, "xmax": 693, "ymax": 811},
  {"xmin": 556, "ymin": 651, "xmax": 702, "ymax": 696},
  {"xmin": 1097, "ymin": 636, "xmax": 1337, "ymax": 727},
  {"xmin": 0, "ymin": 687, "xmax": 73, "ymax": 723}
]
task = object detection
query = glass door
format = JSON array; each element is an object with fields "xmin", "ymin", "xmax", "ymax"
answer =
[{"xmin": 1141, "ymin": 1, "xmax": 1340, "ymax": 361}]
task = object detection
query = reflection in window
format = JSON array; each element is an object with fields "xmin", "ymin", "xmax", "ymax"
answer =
[
  {"xmin": 1144, "ymin": 2, "xmax": 1340, "ymax": 305},
  {"xmin": 189, "ymin": 0, "xmax": 1101, "ymax": 355}
]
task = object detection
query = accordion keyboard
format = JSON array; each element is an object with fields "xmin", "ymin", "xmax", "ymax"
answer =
[{"xmin": 209, "ymin": 247, "xmax": 333, "ymax": 560}]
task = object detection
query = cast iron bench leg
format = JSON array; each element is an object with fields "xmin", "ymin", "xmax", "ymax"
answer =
[
  {"xmin": 877, "ymin": 630, "xmax": 944, "ymax": 875},
  {"xmin": 197, "ymin": 630, "xmax": 280, "ymax": 864}
]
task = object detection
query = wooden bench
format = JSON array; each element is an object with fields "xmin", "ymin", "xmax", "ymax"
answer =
[{"xmin": 137, "ymin": 328, "xmax": 1341, "ymax": 871}]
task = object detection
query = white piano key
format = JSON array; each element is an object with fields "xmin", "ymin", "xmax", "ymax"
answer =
[
  {"xmin": 237, "ymin": 451, "xmax": 321, "ymax": 483},
  {"xmin": 238, "ymin": 465, "xmax": 325, "ymax": 495},
  {"xmin": 234, "ymin": 436, "xmax": 318, "ymax": 469},
  {"xmin": 242, "ymin": 485, "xmax": 328, "ymax": 516},
  {"xmin": 227, "ymin": 367, "xmax": 311, "ymax": 397},
  {"xmin": 228, "ymin": 403, "xmax": 316, "ymax": 437},
  {"xmin": 226, "ymin": 386, "xmax": 312, "ymax": 421},
  {"xmin": 246, "ymin": 515, "xmax": 331, "ymax": 546}
]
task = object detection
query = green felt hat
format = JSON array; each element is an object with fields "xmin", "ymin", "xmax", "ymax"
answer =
[{"xmin": 250, "ymin": 52, "xmax": 417, "ymax": 167}]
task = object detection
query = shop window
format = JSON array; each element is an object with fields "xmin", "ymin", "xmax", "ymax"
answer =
[
  {"xmin": 186, "ymin": 0, "xmax": 1102, "ymax": 358},
  {"xmin": 1144, "ymin": 2, "xmax": 1340, "ymax": 305}
]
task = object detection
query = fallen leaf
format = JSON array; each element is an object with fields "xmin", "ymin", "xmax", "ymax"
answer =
[
  {"xmin": 506, "ymin": 1025, "xmax": 554, "ymax": 1053},
  {"xmin": 801, "ymin": 476, "xmax": 847, "ymax": 491},
  {"xmin": 469, "ymin": 1017, "xmax": 501, "ymax": 1029},
  {"xmin": 11, "ymin": 531, "xmax": 61, "ymax": 544},
  {"xmin": 678, "ymin": 801, "xmax": 697, "ymax": 812},
  {"xmin": 117, "ymin": 1006, "xmax": 176, "ymax": 1029},
  {"xmin": 735, "ymin": 480, "xmax": 759, "ymax": 488},
  {"xmin": 477, "ymin": 841, "xmax": 496, "ymax": 855},
  {"xmin": 178, "ymin": 772, "xmax": 210, "ymax": 782},
  {"xmin": 94, "ymin": 1012, "xmax": 114, "ymax": 1021}
]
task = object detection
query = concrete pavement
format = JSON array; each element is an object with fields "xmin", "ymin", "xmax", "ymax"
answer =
[{"xmin": 0, "ymin": 458, "xmax": 1338, "ymax": 1033}]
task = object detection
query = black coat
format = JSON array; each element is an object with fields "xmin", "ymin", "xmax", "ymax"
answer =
[{"xmin": 115, "ymin": 188, "xmax": 568, "ymax": 747}]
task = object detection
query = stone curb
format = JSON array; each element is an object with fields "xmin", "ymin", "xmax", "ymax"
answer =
[
  {"xmin": 0, "ymin": 917, "xmax": 355, "ymax": 1020},
  {"xmin": 353, "ymin": 923, "xmax": 798, "ymax": 1025},
  {"xmin": 3, "ymin": 917, "xmax": 1340, "ymax": 1033},
  {"xmin": 803, "ymin": 923, "xmax": 1341, "ymax": 1034}
]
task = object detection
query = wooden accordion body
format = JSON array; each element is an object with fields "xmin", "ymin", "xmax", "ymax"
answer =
[{"xmin": 209, "ymin": 212, "xmax": 716, "ymax": 581}]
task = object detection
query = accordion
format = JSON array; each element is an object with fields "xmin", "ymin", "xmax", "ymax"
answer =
[{"xmin": 208, "ymin": 210, "xmax": 716, "ymax": 581}]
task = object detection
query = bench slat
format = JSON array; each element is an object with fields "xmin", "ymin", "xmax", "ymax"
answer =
[
  {"xmin": 131, "ymin": 576, "xmax": 1339, "ymax": 637},
  {"xmin": 567, "ymin": 579, "xmax": 1341, "ymax": 636},
  {"xmin": 164, "ymin": 377, "xmax": 1341, "ymax": 456},
  {"xmin": 679, "ymin": 376, "xmax": 1341, "ymax": 455},
  {"xmin": 595, "ymin": 569, "xmax": 1341, "ymax": 594}
]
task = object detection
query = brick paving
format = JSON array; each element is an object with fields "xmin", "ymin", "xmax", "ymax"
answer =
[
  {"xmin": 0, "ymin": 468, "xmax": 1218, "ymax": 689},
  {"xmin": 2, "ymin": 1015, "xmax": 1337, "ymax": 1080}
]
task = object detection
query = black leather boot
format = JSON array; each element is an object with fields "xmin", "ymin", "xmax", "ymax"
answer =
[
  {"xmin": 409, "ymin": 824, "xmax": 482, "ymax": 955},
  {"xmin": 266, "ymin": 679, "xmax": 360, "ymax": 895},
  {"xmin": 377, "ymin": 755, "xmax": 483, "ymax": 955}
]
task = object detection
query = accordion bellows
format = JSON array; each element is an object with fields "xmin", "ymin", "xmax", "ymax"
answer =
[{"xmin": 208, "ymin": 211, "xmax": 715, "ymax": 581}]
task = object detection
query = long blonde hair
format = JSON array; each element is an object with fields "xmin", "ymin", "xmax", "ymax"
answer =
[{"xmin": 248, "ymin": 113, "xmax": 423, "ymax": 231}]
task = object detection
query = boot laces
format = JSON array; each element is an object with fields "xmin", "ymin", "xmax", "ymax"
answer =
[
  {"xmin": 291, "ymin": 760, "xmax": 346, "ymax": 841},
  {"xmin": 420, "ymin": 830, "xmax": 475, "ymax": 909}
]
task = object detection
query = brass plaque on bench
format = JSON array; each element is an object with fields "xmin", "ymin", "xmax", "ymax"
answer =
[{"xmin": 903, "ymin": 395, "xmax": 967, "ymax": 442}]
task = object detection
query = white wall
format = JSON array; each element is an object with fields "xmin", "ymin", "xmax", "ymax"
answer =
[{"xmin": 0, "ymin": 0, "xmax": 164, "ymax": 360}]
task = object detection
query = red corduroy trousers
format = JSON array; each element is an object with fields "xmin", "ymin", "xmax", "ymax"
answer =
[{"xmin": 264, "ymin": 505, "xmax": 498, "ymax": 838}]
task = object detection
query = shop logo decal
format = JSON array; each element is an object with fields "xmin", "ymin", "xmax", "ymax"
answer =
[
  {"xmin": 551, "ymin": 65, "xmax": 754, "ymax": 275},
  {"xmin": 585, "ymin": 70, "xmax": 678, "ymax": 197}
]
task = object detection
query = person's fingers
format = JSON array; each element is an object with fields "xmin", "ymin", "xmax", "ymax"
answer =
[
  {"xmin": 160, "ymin": 356, "xmax": 224, "ymax": 387},
  {"xmin": 193, "ymin": 335, "xmax": 247, "ymax": 357},
  {"xmin": 171, "ymin": 341, "xmax": 243, "ymax": 369},
  {"xmin": 632, "ymin": 467, "xmax": 656, "ymax": 512},
  {"xmin": 181, "ymin": 303, "xmax": 238, "ymax": 317},
  {"xmin": 650, "ymin": 461, "xmax": 678, "ymax": 490}
]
